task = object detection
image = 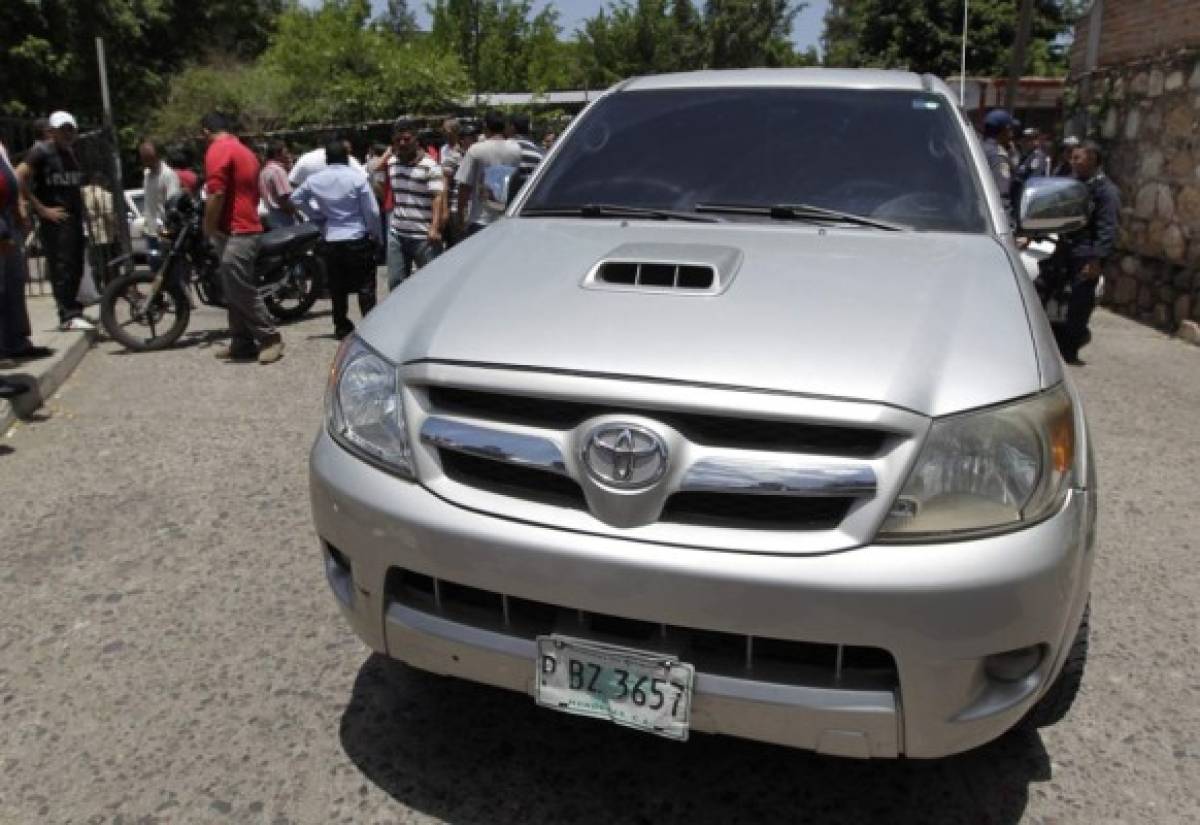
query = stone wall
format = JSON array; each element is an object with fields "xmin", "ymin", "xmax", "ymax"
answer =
[
  {"xmin": 1071, "ymin": 1, "xmax": 1200, "ymax": 75},
  {"xmin": 1076, "ymin": 50, "xmax": 1200, "ymax": 335}
]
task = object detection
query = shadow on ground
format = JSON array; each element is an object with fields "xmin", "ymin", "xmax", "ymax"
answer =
[{"xmin": 340, "ymin": 654, "xmax": 1049, "ymax": 825}]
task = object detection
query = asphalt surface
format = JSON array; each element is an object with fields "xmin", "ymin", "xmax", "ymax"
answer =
[{"xmin": 1, "ymin": 299, "xmax": 1198, "ymax": 824}]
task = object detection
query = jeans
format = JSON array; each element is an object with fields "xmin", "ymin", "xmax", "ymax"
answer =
[
  {"xmin": 320, "ymin": 237, "xmax": 377, "ymax": 337},
  {"xmin": 40, "ymin": 219, "xmax": 85, "ymax": 323},
  {"xmin": 263, "ymin": 209, "xmax": 296, "ymax": 231},
  {"xmin": 386, "ymin": 231, "xmax": 441, "ymax": 290},
  {"xmin": 0, "ymin": 234, "xmax": 33, "ymax": 353},
  {"xmin": 215, "ymin": 234, "xmax": 275, "ymax": 351}
]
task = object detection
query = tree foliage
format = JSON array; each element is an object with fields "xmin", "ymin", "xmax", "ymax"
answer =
[
  {"xmin": 429, "ymin": 0, "xmax": 581, "ymax": 94},
  {"xmin": 149, "ymin": 1, "xmax": 468, "ymax": 141},
  {"xmin": 0, "ymin": 0, "xmax": 281, "ymax": 126},
  {"xmin": 578, "ymin": 0, "xmax": 811, "ymax": 88},
  {"xmin": 822, "ymin": 0, "xmax": 1075, "ymax": 77}
]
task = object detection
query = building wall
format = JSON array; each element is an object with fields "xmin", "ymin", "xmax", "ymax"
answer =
[
  {"xmin": 1071, "ymin": 1, "xmax": 1200, "ymax": 75},
  {"xmin": 1069, "ymin": 4, "xmax": 1200, "ymax": 335},
  {"xmin": 1081, "ymin": 54, "xmax": 1200, "ymax": 330}
]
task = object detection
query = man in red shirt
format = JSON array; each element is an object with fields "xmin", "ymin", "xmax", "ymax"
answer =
[{"xmin": 201, "ymin": 112, "xmax": 282, "ymax": 364}]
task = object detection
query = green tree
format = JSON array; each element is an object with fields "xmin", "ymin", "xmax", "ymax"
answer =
[
  {"xmin": 705, "ymin": 0, "xmax": 803, "ymax": 68},
  {"xmin": 822, "ymin": 0, "xmax": 1074, "ymax": 77},
  {"xmin": 149, "ymin": 1, "xmax": 468, "ymax": 139},
  {"xmin": 0, "ymin": 0, "xmax": 281, "ymax": 127},
  {"xmin": 379, "ymin": 0, "xmax": 420, "ymax": 37}
]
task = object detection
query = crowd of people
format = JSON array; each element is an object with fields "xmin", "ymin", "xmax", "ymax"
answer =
[
  {"xmin": 196, "ymin": 108, "xmax": 553, "ymax": 362},
  {"xmin": 980, "ymin": 108, "xmax": 1120, "ymax": 366},
  {"xmin": 0, "ymin": 98, "xmax": 1121, "ymax": 400}
]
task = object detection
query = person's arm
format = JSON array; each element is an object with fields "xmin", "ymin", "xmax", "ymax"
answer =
[
  {"xmin": 373, "ymin": 150, "xmax": 392, "ymax": 202},
  {"xmin": 15, "ymin": 148, "xmax": 65, "ymax": 224},
  {"xmin": 359, "ymin": 178, "xmax": 382, "ymax": 247},
  {"xmin": 269, "ymin": 167, "xmax": 298, "ymax": 216},
  {"xmin": 455, "ymin": 149, "xmax": 475, "ymax": 227},
  {"xmin": 289, "ymin": 179, "xmax": 319, "ymax": 223},
  {"xmin": 427, "ymin": 167, "xmax": 445, "ymax": 241},
  {"xmin": 203, "ymin": 192, "xmax": 225, "ymax": 240}
]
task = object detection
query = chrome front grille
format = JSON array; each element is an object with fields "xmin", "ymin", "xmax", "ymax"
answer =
[
  {"xmin": 403, "ymin": 362, "xmax": 925, "ymax": 555},
  {"xmin": 386, "ymin": 568, "xmax": 899, "ymax": 691}
]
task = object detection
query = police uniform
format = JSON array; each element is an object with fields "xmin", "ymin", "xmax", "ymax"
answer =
[
  {"xmin": 1058, "ymin": 171, "xmax": 1121, "ymax": 362},
  {"xmin": 983, "ymin": 137, "xmax": 1013, "ymax": 211}
]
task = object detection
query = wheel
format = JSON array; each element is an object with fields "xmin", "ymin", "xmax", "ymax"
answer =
[
  {"xmin": 264, "ymin": 256, "xmax": 321, "ymax": 322},
  {"xmin": 100, "ymin": 269, "xmax": 191, "ymax": 352},
  {"xmin": 1022, "ymin": 604, "xmax": 1089, "ymax": 729}
]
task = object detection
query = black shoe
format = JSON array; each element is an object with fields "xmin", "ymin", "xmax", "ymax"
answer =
[
  {"xmin": 0, "ymin": 379, "xmax": 30, "ymax": 399},
  {"xmin": 334, "ymin": 326, "xmax": 354, "ymax": 341},
  {"xmin": 1064, "ymin": 356, "xmax": 1086, "ymax": 366},
  {"xmin": 1, "ymin": 345, "xmax": 55, "ymax": 361}
]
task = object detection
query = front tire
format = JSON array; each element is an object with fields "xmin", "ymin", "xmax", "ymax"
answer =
[
  {"xmin": 264, "ymin": 256, "xmax": 321, "ymax": 322},
  {"xmin": 1022, "ymin": 605, "xmax": 1089, "ymax": 729},
  {"xmin": 100, "ymin": 270, "xmax": 191, "ymax": 352}
]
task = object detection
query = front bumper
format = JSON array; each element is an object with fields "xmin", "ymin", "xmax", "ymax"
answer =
[{"xmin": 310, "ymin": 431, "xmax": 1094, "ymax": 758}]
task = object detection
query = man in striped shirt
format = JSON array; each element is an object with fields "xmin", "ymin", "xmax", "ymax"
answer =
[
  {"xmin": 386, "ymin": 118, "xmax": 445, "ymax": 290},
  {"xmin": 506, "ymin": 112, "xmax": 544, "ymax": 179}
]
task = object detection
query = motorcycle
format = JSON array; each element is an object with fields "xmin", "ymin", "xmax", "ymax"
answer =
[{"xmin": 100, "ymin": 193, "xmax": 322, "ymax": 352}]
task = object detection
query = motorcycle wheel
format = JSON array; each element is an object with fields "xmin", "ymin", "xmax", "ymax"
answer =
[
  {"xmin": 100, "ymin": 270, "xmax": 191, "ymax": 352},
  {"xmin": 264, "ymin": 256, "xmax": 321, "ymax": 322}
]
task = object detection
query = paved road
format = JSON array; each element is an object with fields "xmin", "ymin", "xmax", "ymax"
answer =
[{"xmin": 1, "ymin": 302, "xmax": 1198, "ymax": 824}]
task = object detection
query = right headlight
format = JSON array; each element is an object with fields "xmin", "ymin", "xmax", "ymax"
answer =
[
  {"xmin": 325, "ymin": 336, "xmax": 414, "ymax": 479},
  {"xmin": 878, "ymin": 385, "xmax": 1075, "ymax": 540}
]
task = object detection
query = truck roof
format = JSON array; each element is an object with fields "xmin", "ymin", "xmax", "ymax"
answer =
[{"xmin": 620, "ymin": 68, "xmax": 936, "ymax": 94}]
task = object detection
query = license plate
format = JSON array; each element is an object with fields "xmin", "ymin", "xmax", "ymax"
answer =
[{"xmin": 535, "ymin": 635, "xmax": 695, "ymax": 741}]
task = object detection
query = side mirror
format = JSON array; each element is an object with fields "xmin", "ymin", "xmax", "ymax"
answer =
[
  {"xmin": 482, "ymin": 164, "xmax": 519, "ymax": 213},
  {"xmin": 1018, "ymin": 177, "xmax": 1089, "ymax": 236}
]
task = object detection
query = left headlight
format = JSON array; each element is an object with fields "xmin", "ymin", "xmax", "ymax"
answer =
[
  {"xmin": 325, "ymin": 336, "xmax": 414, "ymax": 478},
  {"xmin": 878, "ymin": 385, "xmax": 1075, "ymax": 540}
]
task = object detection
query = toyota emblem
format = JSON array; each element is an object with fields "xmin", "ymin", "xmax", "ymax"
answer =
[{"xmin": 581, "ymin": 423, "xmax": 668, "ymax": 489}]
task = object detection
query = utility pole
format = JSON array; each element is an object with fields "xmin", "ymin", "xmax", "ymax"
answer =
[
  {"xmin": 1004, "ymin": 0, "xmax": 1035, "ymax": 111},
  {"xmin": 96, "ymin": 36, "xmax": 133, "ymax": 277},
  {"xmin": 959, "ymin": 0, "xmax": 970, "ymax": 106}
]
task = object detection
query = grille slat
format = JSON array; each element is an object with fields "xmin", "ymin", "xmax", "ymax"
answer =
[
  {"xmin": 427, "ymin": 387, "xmax": 887, "ymax": 457},
  {"xmin": 387, "ymin": 569, "xmax": 898, "ymax": 691}
]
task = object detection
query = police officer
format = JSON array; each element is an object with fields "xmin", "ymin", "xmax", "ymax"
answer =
[
  {"xmin": 981, "ymin": 109, "xmax": 1016, "ymax": 215},
  {"xmin": 1054, "ymin": 141, "xmax": 1120, "ymax": 365}
]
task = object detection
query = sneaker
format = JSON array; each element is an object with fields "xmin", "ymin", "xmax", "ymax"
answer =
[
  {"xmin": 258, "ymin": 339, "xmax": 285, "ymax": 365},
  {"xmin": 60, "ymin": 317, "xmax": 96, "ymax": 331},
  {"xmin": 214, "ymin": 344, "xmax": 258, "ymax": 361}
]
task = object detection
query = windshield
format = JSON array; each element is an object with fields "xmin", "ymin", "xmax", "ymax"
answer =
[{"xmin": 523, "ymin": 87, "xmax": 988, "ymax": 233}]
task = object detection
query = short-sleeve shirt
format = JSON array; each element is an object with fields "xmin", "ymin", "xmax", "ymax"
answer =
[
  {"xmin": 258, "ymin": 160, "xmax": 292, "ymax": 211},
  {"xmin": 455, "ymin": 137, "xmax": 521, "ymax": 226},
  {"xmin": 24, "ymin": 140, "xmax": 84, "ymax": 219},
  {"xmin": 204, "ymin": 135, "xmax": 263, "ymax": 235},
  {"xmin": 388, "ymin": 154, "xmax": 444, "ymax": 237}
]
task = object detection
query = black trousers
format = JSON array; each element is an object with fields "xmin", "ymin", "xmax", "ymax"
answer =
[
  {"xmin": 40, "ymin": 219, "xmax": 85, "ymax": 323},
  {"xmin": 1059, "ymin": 276, "xmax": 1098, "ymax": 361},
  {"xmin": 321, "ymin": 238, "xmax": 377, "ymax": 336}
]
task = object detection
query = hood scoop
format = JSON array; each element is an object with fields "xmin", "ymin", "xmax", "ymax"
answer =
[{"xmin": 583, "ymin": 242, "xmax": 743, "ymax": 296}]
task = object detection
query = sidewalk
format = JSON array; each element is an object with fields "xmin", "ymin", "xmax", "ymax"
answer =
[{"xmin": 1, "ymin": 294, "xmax": 97, "ymax": 434}]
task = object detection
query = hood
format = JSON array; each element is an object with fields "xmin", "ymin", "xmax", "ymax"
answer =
[{"xmin": 361, "ymin": 219, "xmax": 1040, "ymax": 417}]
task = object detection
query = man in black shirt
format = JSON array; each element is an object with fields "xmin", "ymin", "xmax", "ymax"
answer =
[{"xmin": 16, "ymin": 110, "xmax": 93, "ymax": 330}]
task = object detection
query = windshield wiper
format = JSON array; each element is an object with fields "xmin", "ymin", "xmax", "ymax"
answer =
[
  {"xmin": 522, "ymin": 203, "xmax": 720, "ymax": 223},
  {"xmin": 694, "ymin": 202, "xmax": 905, "ymax": 231}
]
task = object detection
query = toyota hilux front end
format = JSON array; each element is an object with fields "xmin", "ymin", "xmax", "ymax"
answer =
[{"xmin": 309, "ymin": 69, "xmax": 1096, "ymax": 758}]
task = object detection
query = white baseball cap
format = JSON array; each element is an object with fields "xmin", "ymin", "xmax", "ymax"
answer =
[{"xmin": 48, "ymin": 111, "xmax": 78, "ymax": 130}]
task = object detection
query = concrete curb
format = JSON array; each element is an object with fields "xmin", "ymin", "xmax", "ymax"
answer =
[{"xmin": 1, "ymin": 328, "xmax": 97, "ymax": 436}]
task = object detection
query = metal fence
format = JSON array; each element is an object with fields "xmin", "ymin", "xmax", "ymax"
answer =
[{"xmin": 1, "ymin": 117, "xmax": 132, "ymax": 299}]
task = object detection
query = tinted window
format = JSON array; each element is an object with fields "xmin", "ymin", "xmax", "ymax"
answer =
[{"xmin": 524, "ymin": 88, "xmax": 987, "ymax": 233}]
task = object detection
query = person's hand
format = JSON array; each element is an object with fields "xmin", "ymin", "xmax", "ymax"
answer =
[
  {"xmin": 1015, "ymin": 236, "xmax": 1031, "ymax": 250},
  {"xmin": 39, "ymin": 205, "xmax": 68, "ymax": 224},
  {"xmin": 1081, "ymin": 260, "xmax": 1102, "ymax": 280},
  {"xmin": 428, "ymin": 226, "xmax": 442, "ymax": 243}
]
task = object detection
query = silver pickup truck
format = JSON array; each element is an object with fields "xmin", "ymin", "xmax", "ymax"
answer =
[{"xmin": 310, "ymin": 69, "xmax": 1097, "ymax": 758}]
